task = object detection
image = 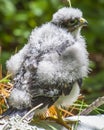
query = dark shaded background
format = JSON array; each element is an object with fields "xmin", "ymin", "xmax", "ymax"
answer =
[{"xmin": 0, "ymin": 0, "xmax": 104, "ymax": 104}]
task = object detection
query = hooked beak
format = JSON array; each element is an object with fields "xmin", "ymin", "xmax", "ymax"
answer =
[{"xmin": 79, "ymin": 18, "xmax": 88, "ymax": 26}]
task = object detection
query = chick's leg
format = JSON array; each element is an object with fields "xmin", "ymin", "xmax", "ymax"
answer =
[{"xmin": 48, "ymin": 106, "xmax": 78, "ymax": 130}]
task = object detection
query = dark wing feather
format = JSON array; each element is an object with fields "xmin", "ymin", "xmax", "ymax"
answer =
[
  {"xmin": 62, "ymin": 82, "xmax": 73, "ymax": 95},
  {"xmin": 61, "ymin": 79, "xmax": 82, "ymax": 96},
  {"xmin": 29, "ymin": 82, "xmax": 62, "ymax": 108},
  {"xmin": 77, "ymin": 78, "xmax": 83, "ymax": 88},
  {"xmin": 31, "ymin": 96, "xmax": 56, "ymax": 109}
]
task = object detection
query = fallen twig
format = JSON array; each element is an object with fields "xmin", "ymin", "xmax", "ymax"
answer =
[
  {"xmin": 80, "ymin": 96, "xmax": 104, "ymax": 115},
  {"xmin": 21, "ymin": 103, "xmax": 43, "ymax": 121}
]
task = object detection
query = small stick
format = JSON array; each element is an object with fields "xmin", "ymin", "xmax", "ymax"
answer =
[
  {"xmin": 0, "ymin": 46, "xmax": 2, "ymax": 79},
  {"xmin": 80, "ymin": 96, "xmax": 104, "ymax": 115},
  {"xmin": 3, "ymin": 96, "xmax": 9, "ymax": 109},
  {"xmin": 67, "ymin": 0, "xmax": 72, "ymax": 7},
  {"xmin": 59, "ymin": 107, "xmax": 74, "ymax": 116},
  {"xmin": 21, "ymin": 103, "xmax": 43, "ymax": 121}
]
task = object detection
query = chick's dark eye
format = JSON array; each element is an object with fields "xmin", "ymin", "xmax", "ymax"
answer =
[
  {"xmin": 69, "ymin": 19, "xmax": 78, "ymax": 25},
  {"xmin": 70, "ymin": 20, "xmax": 75, "ymax": 23}
]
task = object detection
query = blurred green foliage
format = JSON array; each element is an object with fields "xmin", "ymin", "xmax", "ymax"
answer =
[{"xmin": 0, "ymin": 0, "xmax": 104, "ymax": 103}]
